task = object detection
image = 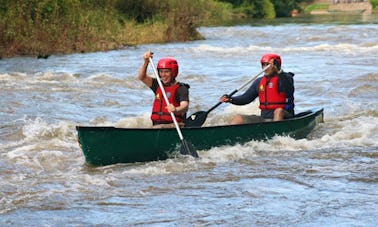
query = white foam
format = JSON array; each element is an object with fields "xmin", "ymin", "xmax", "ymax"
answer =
[
  {"xmin": 123, "ymin": 165, "xmax": 170, "ymax": 176},
  {"xmin": 84, "ymin": 73, "xmax": 122, "ymax": 83},
  {"xmin": 36, "ymin": 72, "xmax": 77, "ymax": 82},
  {"xmin": 115, "ymin": 113, "xmax": 152, "ymax": 128},
  {"xmin": 22, "ymin": 117, "xmax": 76, "ymax": 142},
  {"xmin": 80, "ymin": 174, "xmax": 113, "ymax": 187},
  {"xmin": 190, "ymin": 42, "xmax": 378, "ymax": 56},
  {"xmin": 198, "ymin": 113, "xmax": 378, "ymax": 164}
]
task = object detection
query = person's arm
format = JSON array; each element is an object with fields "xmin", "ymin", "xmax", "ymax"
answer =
[
  {"xmin": 228, "ymin": 78, "xmax": 260, "ymax": 105},
  {"xmin": 279, "ymin": 72, "xmax": 295, "ymax": 111},
  {"xmin": 173, "ymin": 101, "xmax": 189, "ymax": 115},
  {"xmin": 137, "ymin": 51, "xmax": 154, "ymax": 88},
  {"xmin": 278, "ymin": 72, "xmax": 294, "ymax": 95},
  {"xmin": 167, "ymin": 85, "xmax": 189, "ymax": 114}
]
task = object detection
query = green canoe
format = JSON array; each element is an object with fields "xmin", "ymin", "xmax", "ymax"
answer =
[{"xmin": 76, "ymin": 108, "xmax": 324, "ymax": 166}]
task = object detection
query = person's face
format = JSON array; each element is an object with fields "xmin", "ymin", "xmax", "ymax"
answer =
[
  {"xmin": 262, "ymin": 60, "xmax": 277, "ymax": 76},
  {"xmin": 159, "ymin": 69, "xmax": 173, "ymax": 84}
]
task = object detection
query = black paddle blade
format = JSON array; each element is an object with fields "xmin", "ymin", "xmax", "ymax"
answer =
[
  {"xmin": 185, "ymin": 111, "xmax": 208, "ymax": 128},
  {"xmin": 180, "ymin": 139, "xmax": 199, "ymax": 158}
]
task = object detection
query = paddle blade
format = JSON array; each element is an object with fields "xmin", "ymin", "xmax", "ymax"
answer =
[
  {"xmin": 185, "ymin": 111, "xmax": 208, "ymax": 128},
  {"xmin": 180, "ymin": 139, "xmax": 199, "ymax": 158}
]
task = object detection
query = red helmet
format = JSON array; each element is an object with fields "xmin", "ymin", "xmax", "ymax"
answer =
[
  {"xmin": 157, "ymin": 57, "xmax": 179, "ymax": 78},
  {"xmin": 260, "ymin": 53, "xmax": 281, "ymax": 69}
]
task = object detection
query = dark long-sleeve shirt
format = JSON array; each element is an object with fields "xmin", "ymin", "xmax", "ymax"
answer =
[{"xmin": 230, "ymin": 71, "xmax": 295, "ymax": 118}]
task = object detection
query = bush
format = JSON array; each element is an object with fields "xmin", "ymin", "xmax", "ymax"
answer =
[
  {"xmin": 0, "ymin": 0, "xmax": 126, "ymax": 56},
  {"xmin": 115, "ymin": 0, "xmax": 233, "ymax": 41},
  {"xmin": 115, "ymin": 0, "xmax": 161, "ymax": 23},
  {"xmin": 3, "ymin": 0, "xmax": 314, "ymax": 57},
  {"xmin": 370, "ymin": 0, "xmax": 378, "ymax": 9},
  {"xmin": 0, "ymin": 0, "xmax": 234, "ymax": 57}
]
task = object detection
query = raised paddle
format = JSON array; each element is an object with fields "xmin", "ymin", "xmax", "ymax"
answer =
[
  {"xmin": 185, "ymin": 64, "xmax": 271, "ymax": 128},
  {"xmin": 148, "ymin": 57, "xmax": 199, "ymax": 158}
]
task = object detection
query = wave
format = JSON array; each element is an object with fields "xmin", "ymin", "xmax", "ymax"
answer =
[
  {"xmin": 200, "ymin": 114, "xmax": 377, "ymax": 164},
  {"xmin": 2, "ymin": 108, "xmax": 376, "ymax": 166},
  {"xmin": 191, "ymin": 43, "xmax": 378, "ymax": 55},
  {"xmin": 0, "ymin": 72, "xmax": 141, "ymax": 91}
]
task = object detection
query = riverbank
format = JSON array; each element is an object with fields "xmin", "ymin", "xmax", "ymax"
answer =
[
  {"xmin": 0, "ymin": 0, "xmax": 229, "ymax": 59},
  {"xmin": 0, "ymin": 0, "xmax": 376, "ymax": 59},
  {"xmin": 308, "ymin": 1, "xmax": 373, "ymax": 15}
]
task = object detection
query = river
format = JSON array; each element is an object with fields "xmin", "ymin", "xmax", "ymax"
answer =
[{"xmin": 1, "ymin": 14, "xmax": 377, "ymax": 226}]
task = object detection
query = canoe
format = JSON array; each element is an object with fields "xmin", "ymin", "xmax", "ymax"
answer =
[{"xmin": 76, "ymin": 108, "xmax": 324, "ymax": 166}]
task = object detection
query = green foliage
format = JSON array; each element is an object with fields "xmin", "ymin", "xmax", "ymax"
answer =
[
  {"xmin": 271, "ymin": 0, "xmax": 295, "ymax": 17},
  {"xmin": 219, "ymin": 0, "xmax": 247, "ymax": 7},
  {"xmin": 239, "ymin": 0, "xmax": 256, "ymax": 16},
  {"xmin": 370, "ymin": 0, "xmax": 378, "ymax": 9},
  {"xmin": 115, "ymin": 0, "xmax": 232, "ymax": 25},
  {"xmin": 160, "ymin": 0, "xmax": 234, "ymax": 40},
  {"xmin": 0, "ymin": 0, "xmax": 125, "ymax": 56},
  {"xmin": 304, "ymin": 3, "xmax": 329, "ymax": 13},
  {"xmin": 254, "ymin": 0, "xmax": 275, "ymax": 18},
  {"xmin": 233, "ymin": 0, "xmax": 275, "ymax": 18},
  {"xmin": 0, "ymin": 0, "xmax": 235, "ymax": 57},
  {"xmin": 220, "ymin": 0, "xmax": 310, "ymax": 18},
  {"xmin": 0, "ymin": 0, "xmax": 315, "ymax": 57},
  {"xmin": 271, "ymin": 0, "xmax": 313, "ymax": 17},
  {"xmin": 115, "ymin": 0, "xmax": 160, "ymax": 23}
]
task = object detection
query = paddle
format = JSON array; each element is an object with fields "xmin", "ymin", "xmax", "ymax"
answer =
[
  {"xmin": 148, "ymin": 57, "xmax": 199, "ymax": 158},
  {"xmin": 185, "ymin": 64, "xmax": 271, "ymax": 128}
]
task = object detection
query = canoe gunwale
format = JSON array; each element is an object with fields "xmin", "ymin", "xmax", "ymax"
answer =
[{"xmin": 76, "ymin": 108, "xmax": 324, "ymax": 131}]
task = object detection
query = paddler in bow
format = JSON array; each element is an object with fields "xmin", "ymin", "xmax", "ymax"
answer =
[{"xmin": 138, "ymin": 51, "xmax": 190, "ymax": 128}]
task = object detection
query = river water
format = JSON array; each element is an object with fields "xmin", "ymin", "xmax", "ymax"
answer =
[{"xmin": 1, "ymin": 15, "xmax": 377, "ymax": 226}]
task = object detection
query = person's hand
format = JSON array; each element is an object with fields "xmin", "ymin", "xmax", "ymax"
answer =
[
  {"xmin": 143, "ymin": 50, "xmax": 153, "ymax": 62},
  {"xmin": 166, "ymin": 104, "xmax": 176, "ymax": 113},
  {"xmin": 219, "ymin": 94, "xmax": 231, "ymax": 103}
]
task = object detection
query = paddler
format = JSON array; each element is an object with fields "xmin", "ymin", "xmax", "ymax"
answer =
[
  {"xmin": 138, "ymin": 51, "xmax": 190, "ymax": 128},
  {"xmin": 220, "ymin": 53, "xmax": 295, "ymax": 124}
]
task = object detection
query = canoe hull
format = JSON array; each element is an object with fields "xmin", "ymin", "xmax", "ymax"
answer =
[{"xmin": 76, "ymin": 108, "xmax": 324, "ymax": 165}]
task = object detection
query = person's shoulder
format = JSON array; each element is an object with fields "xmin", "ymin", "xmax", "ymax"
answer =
[
  {"xmin": 177, "ymin": 82, "xmax": 190, "ymax": 89},
  {"xmin": 280, "ymin": 71, "xmax": 294, "ymax": 78}
]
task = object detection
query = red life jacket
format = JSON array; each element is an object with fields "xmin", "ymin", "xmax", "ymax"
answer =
[
  {"xmin": 151, "ymin": 83, "xmax": 184, "ymax": 124},
  {"xmin": 258, "ymin": 75, "xmax": 288, "ymax": 110}
]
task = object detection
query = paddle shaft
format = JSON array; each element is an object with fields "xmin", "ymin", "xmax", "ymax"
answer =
[
  {"xmin": 148, "ymin": 58, "xmax": 185, "ymax": 140},
  {"xmin": 205, "ymin": 64, "xmax": 271, "ymax": 115}
]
